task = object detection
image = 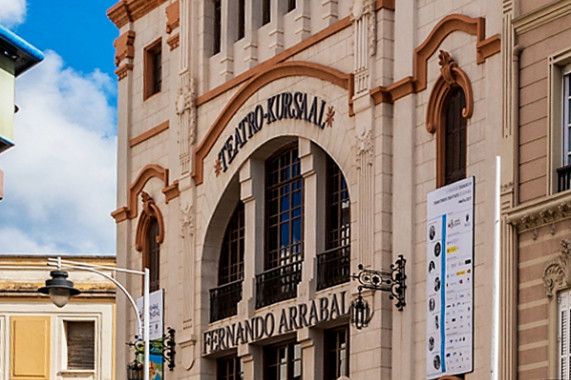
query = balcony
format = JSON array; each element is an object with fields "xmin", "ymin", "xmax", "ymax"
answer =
[
  {"xmin": 255, "ymin": 261, "xmax": 302, "ymax": 308},
  {"xmin": 316, "ymin": 245, "xmax": 350, "ymax": 290},
  {"xmin": 210, "ymin": 279, "xmax": 243, "ymax": 322},
  {"xmin": 558, "ymin": 164, "xmax": 571, "ymax": 192}
]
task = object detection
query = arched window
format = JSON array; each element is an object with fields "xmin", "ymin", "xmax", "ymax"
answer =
[
  {"xmin": 135, "ymin": 192, "xmax": 164, "ymax": 293},
  {"xmin": 442, "ymin": 87, "xmax": 467, "ymax": 186},
  {"xmin": 317, "ymin": 157, "xmax": 351, "ymax": 290},
  {"xmin": 146, "ymin": 217, "xmax": 161, "ymax": 292},
  {"xmin": 210, "ymin": 203, "xmax": 245, "ymax": 321}
]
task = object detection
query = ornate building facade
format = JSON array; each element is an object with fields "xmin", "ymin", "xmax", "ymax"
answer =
[{"xmin": 108, "ymin": 0, "xmax": 503, "ymax": 378}]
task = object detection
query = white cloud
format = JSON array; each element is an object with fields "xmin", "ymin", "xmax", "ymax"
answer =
[
  {"xmin": 0, "ymin": 51, "xmax": 117, "ymax": 254},
  {"xmin": 0, "ymin": 0, "xmax": 27, "ymax": 28}
]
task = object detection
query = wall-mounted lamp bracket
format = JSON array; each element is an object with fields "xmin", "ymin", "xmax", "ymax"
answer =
[{"xmin": 351, "ymin": 254, "xmax": 407, "ymax": 311}]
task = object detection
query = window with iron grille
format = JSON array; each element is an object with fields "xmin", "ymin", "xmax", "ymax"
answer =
[
  {"xmin": 559, "ymin": 72, "xmax": 571, "ymax": 192},
  {"xmin": 326, "ymin": 157, "xmax": 350, "ymax": 250},
  {"xmin": 147, "ymin": 217, "xmax": 160, "ymax": 292},
  {"xmin": 324, "ymin": 325, "xmax": 349, "ymax": 380},
  {"xmin": 144, "ymin": 40, "xmax": 162, "ymax": 99},
  {"xmin": 65, "ymin": 321, "xmax": 95, "ymax": 370},
  {"xmin": 443, "ymin": 86, "xmax": 467, "ymax": 186},
  {"xmin": 265, "ymin": 341, "xmax": 302, "ymax": 380},
  {"xmin": 265, "ymin": 145, "xmax": 303, "ymax": 270},
  {"xmin": 217, "ymin": 354, "xmax": 243, "ymax": 380}
]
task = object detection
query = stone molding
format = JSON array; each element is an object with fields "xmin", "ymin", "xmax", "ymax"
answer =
[
  {"xmin": 113, "ymin": 31, "xmax": 135, "ymax": 67},
  {"xmin": 543, "ymin": 239, "xmax": 571, "ymax": 298},
  {"xmin": 370, "ymin": 14, "xmax": 500, "ymax": 105},
  {"xmin": 135, "ymin": 191, "xmax": 165, "ymax": 252},
  {"xmin": 506, "ymin": 192, "xmax": 571, "ymax": 232},
  {"xmin": 167, "ymin": 33, "xmax": 180, "ymax": 50},
  {"xmin": 111, "ymin": 164, "xmax": 180, "ymax": 222},
  {"xmin": 165, "ymin": 1, "xmax": 180, "ymax": 34},
  {"xmin": 107, "ymin": 0, "xmax": 169, "ymax": 29},
  {"xmin": 513, "ymin": 0, "xmax": 571, "ymax": 34},
  {"xmin": 129, "ymin": 120, "xmax": 170, "ymax": 148},
  {"xmin": 426, "ymin": 50, "xmax": 473, "ymax": 134},
  {"xmin": 192, "ymin": 61, "xmax": 354, "ymax": 185}
]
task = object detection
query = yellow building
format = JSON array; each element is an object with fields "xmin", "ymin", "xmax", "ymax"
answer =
[{"xmin": 0, "ymin": 255, "xmax": 116, "ymax": 380}]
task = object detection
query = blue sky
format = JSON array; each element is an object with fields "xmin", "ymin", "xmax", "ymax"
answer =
[{"xmin": 0, "ymin": 0, "xmax": 119, "ymax": 254}]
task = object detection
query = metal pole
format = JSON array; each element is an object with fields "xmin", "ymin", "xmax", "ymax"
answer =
[{"xmin": 143, "ymin": 268, "xmax": 150, "ymax": 380}]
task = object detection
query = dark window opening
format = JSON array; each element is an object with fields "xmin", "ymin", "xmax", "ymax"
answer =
[
  {"xmin": 144, "ymin": 41, "xmax": 162, "ymax": 99},
  {"xmin": 265, "ymin": 341, "xmax": 302, "ymax": 380},
  {"xmin": 324, "ymin": 326, "xmax": 349, "ymax": 380},
  {"xmin": 262, "ymin": 0, "xmax": 271, "ymax": 25},
  {"xmin": 443, "ymin": 87, "xmax": 467, "ymax": 186},
  {"xmin": 287, "ymin": 0, "xmax": 296, "ymax": 12},
  {"xmin": 214, "ymin": 0, "xmax": 222, "ymax": 54},
  {"xmin": 217, "ymin": 355, "xmax": 243, "ymax": 380},
  {"xmin": 211, "ymin": 203, "xmax": 245, "ymax": 321},
  {"xmin": 147, "ymin": 217, "xmax": 160, "ymax": 292},
  {"xmin": 238, "ymin": 0, "xmax": 245, "ymax": 40}
]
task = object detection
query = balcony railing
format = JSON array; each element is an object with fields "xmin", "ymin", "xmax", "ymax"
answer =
[
  {"xmin": 316, "ymin": 245, "xmax": 350, "ymax": 290},
  {"xmin": 558, "ymin": 164, "xmax": 571, "ymax": 192},
  {"xmin": 210, "ymin": 279, "xmax": 243, "ymax": 322},
  {"xmin": 255, "ymin": 261, "xmax": 302, "ymax": 308}
]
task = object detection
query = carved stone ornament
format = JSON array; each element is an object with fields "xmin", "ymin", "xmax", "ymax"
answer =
[
  {"xmin": 426, "ymin": 50, "xmax": 474, "ymax": 134},
  {"xmin": 544, "ymin": 239, "xmax": 571, "ymax": 297},
  {"xmin": 507, "ymin": 200, "xmax": 571, "ymax": 232},
  {"xmin": 135, "ymin": 192, "xmax": 165, "ymax": 252},
  {"xmin": 179, "ymin": 202, "xmax": 194, "ymax": 239},
  {"xmin": 356, "ymin": 129, "xmax": 374, "ymax": 164}
]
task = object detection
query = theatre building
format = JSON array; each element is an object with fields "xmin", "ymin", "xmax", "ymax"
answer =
[{"xmin": 108, "ymin": 0, "xmax": 502, "ymax": 379}]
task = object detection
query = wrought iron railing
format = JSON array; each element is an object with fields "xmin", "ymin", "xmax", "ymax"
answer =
[
  {"xmin": 255, "ymin": 261, "xmax": 302, "ymax": 308},
  {"xmin": 558, "ymin": 164, "xmax": 571, "ymax": 192},
  {"xmin": 316, "ymin": 245, "xmax": 350, "ymax": 290},
  {"xmin": 210, "ymin": 279, "xmax": 243, "ymax": 322}
]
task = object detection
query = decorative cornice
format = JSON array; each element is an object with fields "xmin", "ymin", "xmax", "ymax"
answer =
[
  {"xmin": 506, "ymin": 192, "xmax": 571, "ymax": 232},
  {"xmin": 111, "ymin": 164, "xmax": 180, "ymax": 222},
  {"xmin": 108, "ymin": 0, "xmax": 169, "ymax": 29},
  {"xmin": 114, "ymin": 31, "xmax": 135, "ymax": 67},
  {"xmin": 165, "ymin": 1, "xmax": 180, "ymax": 34},
  {"xmin": 192, "ymin": 61, "xmax": 354, "ymax": 185},
  {"xmin": 130, "ymin": 121, "xmax": 170, "ymax": 148},
  {"xmin": 543, "ymin": 240, "xmax": 571, "ymax": 298},
  {"xmin": 370, "ymin": 14, "xmax": 501, "ymax": 104},
  {"xmin": 167, "ymin": 33, "xmax": 180, "ymax": 50},
  {"xmin": 513, "ymin": 0, "xmax": 571, "ymax": 34},
  {"xmin": 375, "ymin": 0, "xmax": 395, "ymax": 11},
  {"xmin": 115, "ymin": 63, "xmax": 134, "ymax": 80}
]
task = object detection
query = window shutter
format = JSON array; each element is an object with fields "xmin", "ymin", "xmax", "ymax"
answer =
[
  {"xmin": 66, "ymin": 321, "xmax": 95, "ymax": 370},
  {"xmin": 559, "ymin": 291, "xmax": 571, "ymax": 379}
]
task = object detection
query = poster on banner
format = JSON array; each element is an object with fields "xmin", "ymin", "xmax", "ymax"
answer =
[
  {"xmin": 137, "ymin": 289, "xmax": 164, "ymax": 380},
  {"xmin": 426, "ymin": 177, "xmax": 474, "ymax": 379}
]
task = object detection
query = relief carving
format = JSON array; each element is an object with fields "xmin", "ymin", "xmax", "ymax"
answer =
[
  {"xmin": 177, "ymin": 74, "xmax": 197, "ymax": 174},
  {"xmin": 544, "ymin": 240, "xmax": 571, "ymax": 297},
  {"xmin": 508, "ymin": 201, "xmax": 571, "ymax": 232}
]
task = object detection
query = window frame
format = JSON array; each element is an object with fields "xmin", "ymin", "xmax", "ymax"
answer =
[
  {"xmin": 217, "ymin": 354, "xmax": 243, "ymax": 380},
  {"xmin": 145, "ymin": 216, "xmax": 161, "ymax": 292},
  {"xmin": 213, "ymin": 0, "xmax": 222, "ymax": 54},
  {"xmin": 559, "ymin": 289, "xmax": 571, "ymax": 379},
  {"xmin": 64, "ymin": 320, "xmax": 96, "ymax": 370},
  {"xmin": 440, "ymin": 86, "xmax": 468, "ymax": 186},
  {"xmin": 264, "ymin": 340, "xmax": 302, "ymax": 380},
  {"xmin": 219, "ymin": 202, "xmax": 245, "ymax": 285},
  {"xmin": 323, "ymin": 325, "xmax": 349, "ymax": 380},
  {"xmin": 143, "ymin": 39, "xmax": 162, "ymax": 99}
]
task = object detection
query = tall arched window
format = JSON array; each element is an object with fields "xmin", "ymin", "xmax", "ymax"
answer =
[
  {"xmin": 443, "ymin": 87, "xmax": 467, "ymax": 186},
  {"xmin": 210, "ymin": 203, "xmax": 245, "ymax": 321},
  {"xmin": 256, "ymin": 144, "xmax": 303, "ymax": 308},
  {"xmin": 146, "ymin": 217, "xmax": 161, "ymax": 292}
]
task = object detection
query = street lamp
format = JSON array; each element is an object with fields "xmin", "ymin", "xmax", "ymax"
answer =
[{"xmin": 38, "ymin": 257, "xmax": 150, "ymax": 380}]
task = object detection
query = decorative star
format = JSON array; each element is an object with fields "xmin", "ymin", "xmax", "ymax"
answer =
[
  {"xmin": 325, "ymin": 106, "xmax": 335, "ymax": 128},
  {"xmin": 214, "ymin": 159, "xmax": 222, "ymax": 176}
]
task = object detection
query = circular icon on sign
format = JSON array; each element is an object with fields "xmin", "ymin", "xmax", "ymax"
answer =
[
  {"xmin": 429, "ymin": 297, "xmax": 435, "ymax": 312},
  {"xmin": 434, "ymin": 242, "xmax": 441, "ymax": 257},
  {"xmin": 434, "ymin": 355, "xmax": 441, "ymax": 370},
  {"xmin": 429, "ymin": 225, "xmax": 436, "ymax": 241},
  {"xmin": 428, "ymin": 260, "xmax": 435, "ymax": 273},
  {"xmin": 434, "ymin": 277, "xmax": 441, "ymax": 292},
  {"xmin": 435, "ymin": 315, "xmax": 439, "ymax": 329},
  {"xmin": 428, "ymin": 336, "xmax": 435, "ymax": 351}
]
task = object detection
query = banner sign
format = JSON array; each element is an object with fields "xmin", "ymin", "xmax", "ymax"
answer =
[
  {"xmin": 426, "ymin": 177, "xmax": 474, "ymax": 379},
  {"xmin": 137, "ymin": 289, "xmax": 164, "ymax": 379}
]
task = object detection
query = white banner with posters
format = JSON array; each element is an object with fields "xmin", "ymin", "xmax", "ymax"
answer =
[{"xmin": 426, "ymin": 177, "xmax": 474, "ymax": 379}]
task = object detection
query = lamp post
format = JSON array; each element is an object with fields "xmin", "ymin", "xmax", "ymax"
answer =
[{"xmin": 38, "ymin": 257, "xmax": 150, "ymax": 380}]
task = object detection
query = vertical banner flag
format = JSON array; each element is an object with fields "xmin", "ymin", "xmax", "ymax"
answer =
[
  {"xmin": 426, "ymin": 177, "xmax": 474, "ymax": 379},
  {"xmin": 137, "ymin": 289, "xmax": 165, "ymax": 379}
]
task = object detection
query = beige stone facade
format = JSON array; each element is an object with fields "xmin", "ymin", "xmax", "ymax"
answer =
[{"xmin": 109, "ymin": 0, "xmax": 503, "ymax": 379}]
